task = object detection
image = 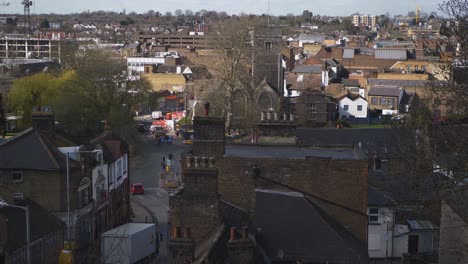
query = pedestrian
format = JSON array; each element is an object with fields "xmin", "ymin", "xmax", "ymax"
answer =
[{"xmin": 176, "ymin": 130, "xmax": 179, "ymax": 138}]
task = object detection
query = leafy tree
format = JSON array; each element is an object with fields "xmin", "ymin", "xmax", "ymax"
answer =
[
  {"xmin": 185, "ymin": 9, "xmax": 193, "ymax": 16},
  {"xmin": 39, "ymin": 19, "xmax": 50, "ymax": 28},
  {"xmin": 165, "ymin": 11, "xmax": 172, "ymax": 17},
  {"xmin": 54, "ymin": 48, "xmax": 151, "ymax": 142},
  {"xmin": 174, "ymin": 9, "xmax": 183, "ymax": 17},
  {"xmin": 8, "ymin": 71, "xmax": 74, "ymax": 127}
]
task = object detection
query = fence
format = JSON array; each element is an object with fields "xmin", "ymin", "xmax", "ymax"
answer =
[{"xmin": 6, "ymin": 231, "xmax": 63, "ymax": 264}]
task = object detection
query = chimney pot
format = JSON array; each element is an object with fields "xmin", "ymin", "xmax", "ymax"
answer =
[
  {"xmin": 289, "ymin": 113, "xmax": 295, "ymax": 122},
  {"xmin": 204, "ymin": 102, "xmax": 210, "ymax": 116},
  {"xmin": 193, "ymin": 156, "xmax": 199, "ymax": 168},
  {"xmin": 260, "ymin": 111, "xmax": 265, "ymax": 121},
  {"xmin": 201, "ymin": 157, "xmax": 207, "ymax": 168},
  {"xmin": 208, "ymin": 157, "xmax": 215, "ymax": 168},
  {"xmin": 274, "ymin": 112, "xmax": 279, "ymax": 121},
  {"xmin": 267, "ymin": 111, "xmax": 272, "ymax": 120},
  {"xmin": 184, "ymin": 227, "xmax": 191, "ymax": 240},
  {"xmin": 242, "ymin": 227, "xmax": 248, "ymax": 240},
  {"xmin": 230, "ymin": 227, "xmax": 236, "ymax": 241},
  {"xmin": 283, "ymin": 113, "xmax": 288, "ymax": 121},
  {"xmin": 185, "ymin": 155, "xmax": 193, "ymax": 168}
]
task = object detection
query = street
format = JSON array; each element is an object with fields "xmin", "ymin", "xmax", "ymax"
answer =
[{"xmin": 129, "ymin": 130, "xmax": 190, "ymax": 263}]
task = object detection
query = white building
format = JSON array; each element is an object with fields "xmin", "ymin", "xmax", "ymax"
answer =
[
  {"xmin": 338, "ymin": 94, "xmax": 368, "ymax": 118},
  {"xmin": 368, "ymin": 188, "xmax": 409, "ymax": 259}
]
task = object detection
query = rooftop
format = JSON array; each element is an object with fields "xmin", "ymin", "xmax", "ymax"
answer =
[{"xmin": 224, "ymin": 145, "xmax": 360, "ymax": 160}]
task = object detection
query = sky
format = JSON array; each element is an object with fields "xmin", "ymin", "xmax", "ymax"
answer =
[{"xmin": 0, "ymin": 0, "xmax": 442, "ymax": 16}]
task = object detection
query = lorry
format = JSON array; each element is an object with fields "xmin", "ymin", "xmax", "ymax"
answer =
[{"xmin": 101, "ymin": 223, "xmax": 158, "ymax": 264}]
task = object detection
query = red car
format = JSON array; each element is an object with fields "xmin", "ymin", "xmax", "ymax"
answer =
[{"xmin": 131, "ymin": 183, "xmax": 144, "ymax": 195}]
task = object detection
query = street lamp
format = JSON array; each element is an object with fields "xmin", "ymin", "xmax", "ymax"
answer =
[
  {"xmin": 65, "ymin": 149, "xmax": 103, "ymax": 243},
  {"xmin": 0, "ymin": 199, "xmax": 31, "ymax": 264}
]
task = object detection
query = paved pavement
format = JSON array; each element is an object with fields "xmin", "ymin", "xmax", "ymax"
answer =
[{"xmin": 129, "ymin": 131, "xmax": 190, "ymax": 263}]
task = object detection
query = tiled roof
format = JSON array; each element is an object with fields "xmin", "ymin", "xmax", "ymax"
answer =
[{"xmin": 254, "ymin": 189, "xmax": 369, "ymax": 263}]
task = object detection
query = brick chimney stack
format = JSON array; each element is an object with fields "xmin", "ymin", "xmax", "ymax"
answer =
[{"xmin": 31, "ymin": 106, "xmax": 55, "ymax": 134}]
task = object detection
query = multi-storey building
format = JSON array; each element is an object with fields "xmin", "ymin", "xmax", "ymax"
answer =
[
  {"xmin": 0, "ymin": 35, "xmax": 60, "ymax": 60},
  {"xmin": 353, "ymin": 15, "xmax": 378, "ymax": 27}
]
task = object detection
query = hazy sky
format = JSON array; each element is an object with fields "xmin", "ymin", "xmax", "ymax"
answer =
[{"xmin": 0, "ymin": 0, "xmax": 442, "ymax": 16}]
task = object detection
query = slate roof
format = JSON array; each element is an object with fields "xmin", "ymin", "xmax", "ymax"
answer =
[
  {"xmin": 368, "ymin": 78, "xmax": 430, "ymax": 87},
  {"xmin": 0, "ymin": 198, "xmax": 65, "ymax": 252},
  {"xmin": 291, "ymin": 65, "xmax": 322, "ymax": 74},
  {"xmin": 254, "ymin": 189, "xmax": 369, "ymax": 263},
  {"xmin": 368, "ymin": 187, "xmax": 397, "ymax": 207},
  {"xmin": 296, "ymin": 127, "xmax": 398, "ymax": 158},
  {"xmin": 224, "ymin": 145, "xmax": 360, "ymax": 160},
  {"xmin": 368, "ymin": 86, "xmax": 402, "ymax": 97},
  {"xmin": 0, "ymin": 128, "xmax": 73, "ymax": 170},
  {"xmin": 343, "ymin": 79, "xmax": 360, "ymax": 87}
]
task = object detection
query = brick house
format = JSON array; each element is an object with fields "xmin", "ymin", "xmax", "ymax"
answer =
[
  {"xmin": 169, "ymin": 110, "xmax": 370, "ymax": 263},
  {"xmin": 367, "ymin": 86, "xmax": 404, "ymax": 115},
  {"xmin": 293, "ymin": 89, "xmax": 338, "ymax": 125},
  {"xmin": 0, "ymin": 107, "xmax": 93, "ymax": 249}
]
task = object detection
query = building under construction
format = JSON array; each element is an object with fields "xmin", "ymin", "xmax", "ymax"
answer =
[{"xmin": 0, "ymin": 35, "xmax": 60, "ymax": 60}]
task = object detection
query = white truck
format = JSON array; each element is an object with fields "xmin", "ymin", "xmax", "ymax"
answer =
[{"xmin": 101, "ymin": 223, "xmax": 158, "ymax": 264}]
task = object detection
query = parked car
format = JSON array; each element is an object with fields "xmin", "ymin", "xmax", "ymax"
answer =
[{"xmin": 131, "ymin": 183, "xmax": 144, "ymax": 195}]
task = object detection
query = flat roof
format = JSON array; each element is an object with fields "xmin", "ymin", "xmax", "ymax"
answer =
[{"xmin": 224, "ymin": 145, "xmax": 360, "ymax": 160}]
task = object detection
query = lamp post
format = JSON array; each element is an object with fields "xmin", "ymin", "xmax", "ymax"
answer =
[
  {"xmin": 0, "ymin": 199, "xmax": 30, "ymax": 264},
  {"xmin": 65, "ymin": 149, "xmax": 103, "ymax": 243}
]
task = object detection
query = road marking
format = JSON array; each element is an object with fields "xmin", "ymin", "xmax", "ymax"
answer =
[{"xmin": 137, "ymin": 195, "xmax": 144, "ymax": 200}]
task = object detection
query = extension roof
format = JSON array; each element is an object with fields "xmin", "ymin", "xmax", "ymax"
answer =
[
  {"xmin": 0, "ymin": 197, "xmax": 65, "ymax": 252},
  {"xmin": 254, "ymin": 189, "xmax": 369, "ymax": 263}
]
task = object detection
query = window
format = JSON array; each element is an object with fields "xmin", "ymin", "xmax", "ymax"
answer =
[
  {"xmin": 116, "ymin": 160, "xmax": 122, "ymax": 180},
  {"xmin": 369, "ymin": 208, "xmax": 379, "ymax": 223},
  {"xmin": 265, "ymin": 41, "xmax": 272, "ymax": 51},
  {"xmin": 123, "ymin": 155, "xmax": 127, "ymax": 174},
  {"xmin": 12, "ymin": 171, "xmax": 23, "ymax": 183},
  {"xmin": 309, "ymin": 103, "xmax": 317, "ymax": 113},
  {"xmin": 371, "ymin": 97, "xmax": 378, "ymax": 105},
  {"xmin": 357, "ymin": 105, "xmax": 363, "ymax": 111},
  {"xmin": 343, "ymin": 105, "xmax": 349, "ymax": 111},
  {"xmin": 388, "ymin": 98, "xmax": 395, "ymax": 107},
  {"xmin": 415, "ymin": 64, "xmax": 419, "ymax": 71},
  {"xmin": 380, "ymin": 97, "xmax": 387, "ymax": 105}
]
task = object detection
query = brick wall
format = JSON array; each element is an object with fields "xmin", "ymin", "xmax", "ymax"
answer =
[
  {"xmin": 439, "ymin": 202, "xmax": 468, "ymax": 264},
  {"xmin": 217, "ymin": 156, "xmax": 368, "ymax": 241},
  {"xmin": 170, "ymin": 195, "xmax": 220, "ymax": 244},
  {"xmin": 192, "ymin": 116, "xmax": 225, "ymax": 157},
  {"xmin": 0, "ymin": 169, "xmax": 82, "ymax": 212}
]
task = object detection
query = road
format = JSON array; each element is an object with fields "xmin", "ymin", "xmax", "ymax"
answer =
[{"xmin": 129, "ymin": 130, "xmax": 190, "ymax": 263}]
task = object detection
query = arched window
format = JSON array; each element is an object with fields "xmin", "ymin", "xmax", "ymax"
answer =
[{"xmin": 258, "ymin": 92, "xmax": 273, "ymax": 111}]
